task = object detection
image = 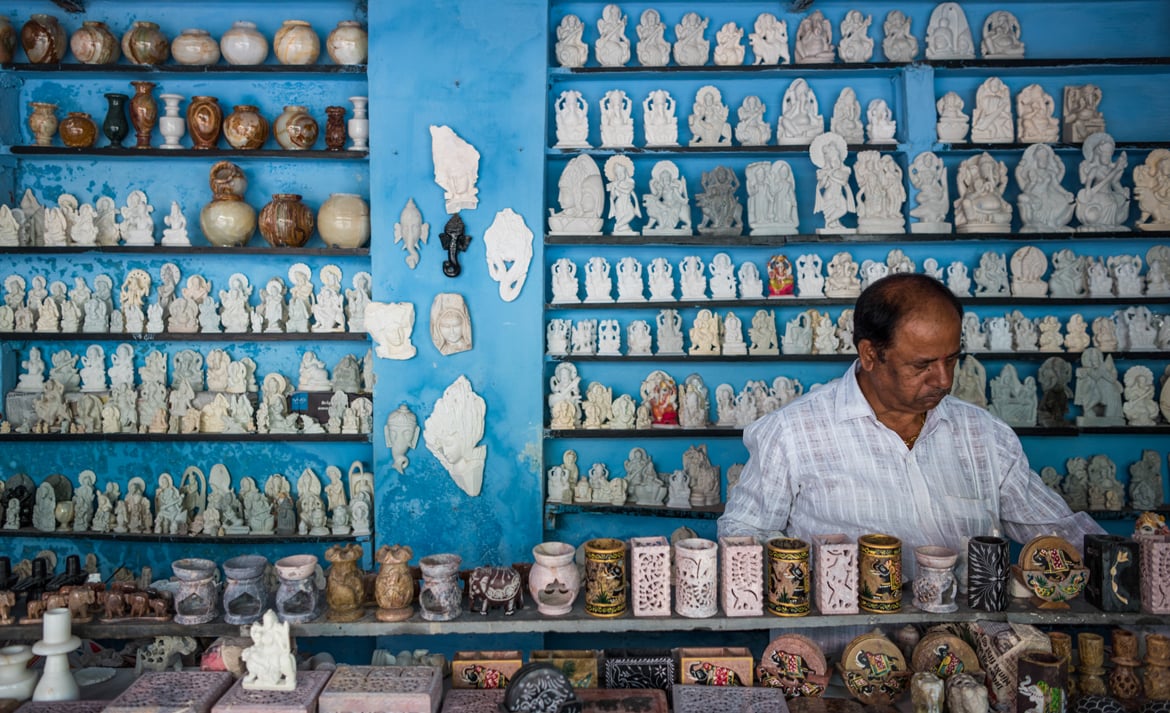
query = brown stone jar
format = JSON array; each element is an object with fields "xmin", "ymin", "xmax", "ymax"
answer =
[
  {"xmin": 20, "ymin": 13, "xmax": 67, "ymax": 64},
  {"xmin": 259, "ymin": 193, "xmax": 314, "ymax": 247},
  {"xmin": 273, "ymin": 105, "xmax": 318, "ymax": 150},
  {"xmin": 222, "ymin": 104, "xmax": 268, "ymax": 150},
  {"xmin": 58, "ymin": 112, "xmax": 98, "ymax": 148},
  {"xmin": 324, "ymin": 106, "xmax": 346, "ymax": 151},
  {"xmin": 69, "ymin": 20, "xmax": 120, "ymax": 64},
  {"xmin": 186, "ymin": 96, "xmax": 222, "ymax": 150},
  {"xmin": 121, "ymin": 20, "xmax": 170, "ymax": 65}
]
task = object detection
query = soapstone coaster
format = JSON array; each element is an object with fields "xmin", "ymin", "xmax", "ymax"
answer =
[
  {"xmin": 212, "ymin": 670, "xmax": 332, "ymax": 713},
  {"xmin": 14, "ymin": 703, "xmax": 110, "ymax": 713},
  {"xmin": 318, "ymin": 666, "xmax": 441, "ymax": 713},
  {"xmin": 576, "ymin": 688, "xmax": 668, "ymax": 713},
  {"xmin": 672, "ymin": 683, "xmax": 789, "ymax": 712},
  {"xmin": 438, "ymin": 689, "xmax": 504, "ymax": 713},
  {"xmin": 105, "ymin": 671, "xmax": 234, "ymax": 713}
]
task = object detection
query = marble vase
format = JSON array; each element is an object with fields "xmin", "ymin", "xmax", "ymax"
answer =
[
  {"xmin": 374, "ymin": 544, "xmax": 414, "ymax": 622},
  {"xmin": 317, "ymin": 193, "xmax": 370, "ymax": 248},
  {"xmin": 27, "ymin": 101, "xmax": 58, "ymax": 146},
  {"xmin": 324, "ymin": 543, "xmax": 365, "ymax": 622},
  {"xmin": 1084, "ymin": 534, "xmax": 1141, "ymax": 612},
  {"xmin": 584, "ymin": 537, "xmax": 627, "ymax": 618},
  {"xmin": 258, "ymin": 193, "xmax": 314, "ymax": 247},
  {"xmin": 220, "ymin": 21, "xmax": 268, "ymax": 65},
  {"xmin": 813, "ymin": 533, "xmax": 859, "ymax": 614},
  {"xmin": 186, "ymin": 95, "xmax": 222, "ymax": 150},
  {"xmin": 274, "ymin": 554, "xmax": 321, "ymax": 624},
  {"xmin": 223, "ymin": 104, "xmax": 268, "ymax": 150},
  {"xmin": 158, "ymin": 94, "xmax": 186, "ymax": 149},
  {"xmin": 675, "ymin": 538, "xmax": 718, "ymax": 618},
  {"xmin": 0, "ymin": 17, "xmax": 14, "ymax": 64},
  {"xmin": 274, "ymin": 20, "xmax": 320, "ymax": 64},
  {"xmin": 273, "ymin": 105, "xmax": 318, "ymax": 150},
  {"xmin": 767, "ymin": 537, "xmax": 811, "ymax": 616},
  {"xmin": 201, "ymin": 160, "xmax": 257, "ymax": 246},
  {"xmin": 326, "ymin": 21, "xmax": 367, "ymax": 64},
  {"xmin": 102, "ymin": 93, "xmax": 130, "ymax": 147},
  {"xmin": 58, "ymin": 112, "xmax": 98, "ymax": 148},
  {"xmin": 121, "ymin": 20, "xmax": 170, "ymax": 65},
  {"xmin": 20, "ymin": 14, "xmax": 67, "ymax": 64},
  {"xmin": 629, "ymin": 535, "xmax": 671, "ymax": 617},
  {"xmin": 70, "ymin": 20, "xmax": 119, "ymax": 64},
  {"xmin": 719, "ymin": 536, "xmax": 763, "ymax": 617},
  {"xmin": 912, "ymin": 545, "xmax": 958, "ymax": 613},
  {"xmin": 348, "ymin": 96, "xmax": 369, "ymax": 150},
  {"xmin": 129, "ymin": 80, "xmax": 157, "ymax": 149},
  {"xmin": 528, "ymin": 542, "xmax": 580, "ymax": 616},
  {"xmin": 221, "ymin": 554, "xmax": 268, "ymax": 625},
  {"xmin": 171, "ymin": 28, "xmax": 220, "ymax": 65},
  {"xmin": 324, "ymin": 106, "xmax": 347, "ymax": 150},
  {"xmin": 172, "ymin": 557, "xmax": 219, "ymax": 625},
  {"xmin": 418, "ymin": 553, "xmax": 462, "ymax": 622}
]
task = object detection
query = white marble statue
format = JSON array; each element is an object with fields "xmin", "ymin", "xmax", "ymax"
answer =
[
  {"xmin": 424, "ymin": 375, "xmax": 486, "ymax": 496},
  {"xmin": 747, "ymin": 309, "xmax": 779, "ymax": 355},
  {"xmin": 614, "ymin": 257, "xmax": 645, "ymax": 303},
  {"xmin": 695, "ymin": 166, "xmax": 743, "ymax": 235},
  {"xmin": 735, "ymin": 95, "xmax": 771, "ymax": 146},
  {"xmin": 627, "ymin": 320, "xmax": 652, "ymax": 356},
  {"xmin": 981, "ymin": 10, "xmax": 1024, "ymax": 58},
  {"xmin": 925, "ymin": 2, "xmax": 975, "ymax": 60},
  {"xmin": 570, "ymin": 319, "xmax": 596, "ymax": 356},
  {"xmin": 854, "ymin": 150, "xmax": 906, "ymax": 233},
  {"xmin": 366, "ymin": 301, "xmax": 416, "ymax": 360},
  {"xmin": 777, "ymin": 78, "xmax": 824, "ymax": 145},
  {"xmin": 866, "ymin": 99, "xmax": 897, "ymax": 144},
  {"xmin": 554, "ymin": 14, "xmax": 588, "ymax": 68},
  {"xmin": 119, "ymin": 190, "xmax": 155, "ymax": 246},
  {"xmin": 550, "ymin": 257, "xmax": 580, "ymax": 304},
  {"xmin": 1122, "ymin": 365, "xmax": 1159, "ymax": 426},
  {"xmin": 974, "ymin": 251, "xmax": 1010, "ymax": 296},
  {"xmin": 393, "ymin": 198, "xmax": 429, "ymax": 270},
  {"xmin": 708, "ymin": 253, "xmax": 737, "ymax": 299},
  {"xmin": 795, "ymin": 254, "xmax": 824, "ymax": 298},
  {"xmin": 838, "ymin": 10, "xmax": 873, "ymax": 63},
  {"xmin": 810, "ymin": 132, "xmax": 856, "ymax": 234},
  {"xmin": 953, "ymin": 152, "xmax": 1012, "ymax": 233},
  {"xmin": 1076, "ymin": 132, "xmax": 1130, "ymax": 232},
  {"xmin": 583, "ymin": 256, "xmax": 614, "ymax": 303},
  {"xmin": 430, "ymin": 125, "xmax": 479, "ymax": 213},
  {"xmin": 746, "ymin": 160, "xmax": 799, "ymax": 235},
  {"xmin": 160, "ymin": 201, "xmax": 190, "ymax": 246},
  {"xmin": 549, "ymin": 154, "xmax": 604, "ymax": 235},
  {"xmin": 749, "ymin": 13, "xmax": 788, "ymax": 65},
  {"xmin": 242, "ymin": 610, "xmax": 297, "ymax": 691},
  {"xmin": 430, "ymin": 293, "xmax": 472, "ymax": 356},
  {"xmin": 0, "ymin": 205, "xmax": 19, "ymax": 246},
  {"xmin": 604, "ymin": 156, "xmax": 640, "ymax": 234},
  {"xmin": 656, "ymin": 308, "xmax": 684, "ymax": 354},
  {"xmin": 1134, "ymin": 150, "xmax": 1170, "ymax": 231},
  {"xmin": 688, "ymin": 85, "xmax": 732, "ymax": 146},
  {"xmin": 1016, "ymin": 84, "xmax": 1058, "ymax": 144},
  {"xmin": 647, "ymin": 257, "xmax": 675, "ymax": 301},
  {"xmin": 713, "ymin": 21, "xmax": 744, "ymax": 66},
  {"xmin": 688, "ymin": 309, "xmax": 721, "ymax": 355},
  {"xmin": 936, "ymin": 91, "xmax": 969, "ymax": 143},
  {"xmin": 673, "ymin": 12, "xmax": 710, "ymax": 66},
  {"xmin": 642, "ymin": 89, "xmax": 679, "ymax": 147},
  {"xmin": 595, "ymin": 4, "xmax": 630, "ymax": 67},
  {"xmin": 830, "ymin": 87, "xmax": 864, "ymax": 145},
  {"xmin": 1075, "ymin": 347, "xmax": 1124, "ymax": 426},
  {"xmin": 483, "ymin": 208, "xmax": 533, "ymax": 302},
  {"xmin": 1012, "ymin": 143, "xmax": 1074, "ymax": 233},
  {"xmin": 71, "ymin": 204, "xmax": 98, "ymax": 246},
  {"xmin": 642, "ymin": 161, "xmax": 691, "ymax": 235},
  {"xmin": 635, "ymin": 9, "xmax": 670, "ymax": 67},
  {"xmin": 597, "ymin": 319, "xmax": 621, "ymax": 356},
  {"xmin": 599, "ymin": 89, "xmax": 634, "ymax": 148},
  {"xmin": 1010, "ymin": 246, "xmax": 1049, "ymax": 297},
  {"xmin": 1063, "ymin": 85, "xmax": 1106, "ymax": 143},
  {"xmin": 794, "ymin": 10, "xmax": 834, "ymax": 64},
  {"xmin": 909, "ymin": 152, "xmax": 951, "ymax": 233},
  {"xmin": 882, "ymin": 9, "xmax": 918, "ymax": 62},
  {"xmin": 679, "ymin": 255, "xmax": 708, "ymax": 300},
  {"xmin": 554, "ymin": 90, "xmax": 589, "ymax": 149},
  {"xmin": 825, "ymin": 252, "xmax": 862, "ymax": 298},
  {"xmin": 971, "ymin": 77, "xmax": 1013, "ymax": 144}
]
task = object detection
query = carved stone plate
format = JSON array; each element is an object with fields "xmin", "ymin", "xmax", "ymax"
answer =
[
  {"xmin": 910, "ymin": 632, "xmax": 981, "ymax": 679},
  {"xmin": 839, "ymin": 631, "xmax": 910, "ymax": 706},
  {"xmin": 502, "ymin": 663, "xmax": 580, "ymax": 713}
]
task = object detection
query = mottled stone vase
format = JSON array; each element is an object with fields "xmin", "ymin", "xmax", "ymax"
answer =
[
  {"xmin": 221, "ymin": 554, "xmax": 268, "ymax": 625},
  {"xmin": 912, "ymin": 545, "xmax": 958, "ymax": 614},
  {"xmin": 1084, "ymin": 534, "xmax": 1141, "ymax": 612},
  {"xmin": 1077, "ymin": 632, "xmax": 1108, "ymax": 696},
  {"xmin": 258, "ymin": 193, "xmax": 314, "ymax": 247},
  {"xmin": 58, "ymin": 112, "xmax": 98, "ymax": 148},
  {"xmin": 767, "ymin": 537, "xmax": 810, "ymax": 616},
  {"xmin": 584, "ymin": 537, "xmax": 627, "ymax": 617},
  {"xmin": 967, "ymin": 535, "xmax": 1010, "ymax": 612},
  {"xmin": 325, "ymin": 543, "xmax": 365, "ymax": 622},
  {"xmin": 129, "ymin": 80, "xmax": 157, "ymax": 149},
  {"xmin": 186, "ymin": 95, "xmax": 222, "ymax": 150},
  {"xmin": 27, "ymin": 101, "xmax": 58, "ymax": 146},
  {"xmin": 1145, "ymin": 633, "xmax": 1170, "ymax": 701},
  {"xmin": 859, "ymin": 533, "xmax": 902, "ymax": 613},
  {"xmin": 70, "ymin": 20, "xmax": 119, "ymax": 64},
  {"xmin": 1109, "ymin": 629, "xmax": 1144, "ymax": 704},
  {"xmin": 1017, "ymin": 652, "xmax": 1068, "ymax": 713},
  {"xmin": 121, "ymin": 20, "xmax": 169, "ymax": 65},
  {"xmin": 629, "ymin": 536, "xmax": 670, "ymax": 617},
  {"xmin": 20, "ymin": 14, "xmax": 67, "ymax": 64},
  {"xmin": 324, "ymin": 106, "xmax": 347, "ymax": 151},
  {"xmin": 102, "ymin": 93, "xmax": 130, "ymax": 147},
  {"xmin": 222, "ymin": 104, "xmax": 268, "ymax": 150}
]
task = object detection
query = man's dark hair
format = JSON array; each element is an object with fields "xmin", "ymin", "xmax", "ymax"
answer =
[{"xmin": 852, "ymin": 273, "xmax": 964, "ymax": 355}]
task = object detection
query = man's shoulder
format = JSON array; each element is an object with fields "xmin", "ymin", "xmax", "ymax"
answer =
[
  {"xmin": 747, "ymin": 377, "xmax": 843, "ymax": 432},
  {"xmin": 938, "ymin": 395, "xmax": 1018, "ymax": 436}
]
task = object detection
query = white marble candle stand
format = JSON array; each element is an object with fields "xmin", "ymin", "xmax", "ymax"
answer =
[
  {"xmin": 212, "ymin": 671, "xmax": 332, "ymax": 713},
  {"xmin": 106, "ymin": 672, "xmax": 234, "ymax": 713},
  {"xmin": 318, "ymin": 666, "xmax": 441, "ymax": 713},
  {"xmin": 719, "ymin": 536, "xmax": 764, "ymax": 617},
  {"xmin": 812, "ymin": 533, "xmax": 859, "ymax": 614},
  {"xmin": 31, "ymin": 609, "xmax": 80, "ymax": 702},
  {"xmin": 629, "ymin": 535, "xmax": 671, "ymax": 617}
]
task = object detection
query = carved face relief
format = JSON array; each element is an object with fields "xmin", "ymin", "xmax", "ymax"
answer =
[{"xmin": 482, "ymin": 208, "xmax": 534, "ymax": 302}]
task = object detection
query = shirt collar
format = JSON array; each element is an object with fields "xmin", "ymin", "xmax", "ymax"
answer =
[{"xmin": 835, "ymin": 359, "xmax": 956, "ymax": 425}]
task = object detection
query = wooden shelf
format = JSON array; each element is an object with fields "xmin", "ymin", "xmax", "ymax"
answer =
[
  {"xmin": 550, "ymin": 56, "xmax": 1170, "ymax": 76},
  {"xmin": 548, "ymin": 143, "xmax": 899, "ymax": 157},
  {"xmin": 3, "ymin": 62, "xmax": 366, "ymax": 75},
  {"xmin": 547, "ymin": 351, "xmax": 1170, "ymax": 363},
  {"xmin": 0, "ymin": 433, "xmax": 371, "ymax": 443},
  {"xmin": 0, "ymin": 331, "xmax": 369, "ymax": 342},
  {"xmin": 544, "ymin": 230, "xmax": 1170, "ymax": 246},
  {"xmin": 0, "ymin": 527, "xmax": 370, "ymax": 544},
  {"xmin": 545, "ymin": 296, "xmax": 1170, "ymax": 310},
  {"xmin": 10, "ymin": 146, "xmax": 368, "ymax": 159},
  {"xmin": 546, "ymin": 425, "xmax": 1170, "ymax": 439},
  {"xmin": 0, "ymin": 245, "xmax": 369, "ymax": 256}
]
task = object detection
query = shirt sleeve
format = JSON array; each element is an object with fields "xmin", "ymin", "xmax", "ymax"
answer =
[
  {"xmin": 717, "ymin": 414, "xmax": 795, "ymax": 543},
  {"xmin": 993, "ymin": 421, "xmax": 1107, "ymax": 545}
]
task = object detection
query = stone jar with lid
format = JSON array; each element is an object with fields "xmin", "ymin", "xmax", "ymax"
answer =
[
  {"xmin": 69, "ymin": 20, "xmax": 119, "ymax": 64},
  {"xmin": 259, "ymin": 193, "xmax": 314, "ymax": 248},
  {"xmin": 20, "ymin": 14, "xmax": 67, "ymax": 64},
  {"xmin": 317, "ymin": 193, "xmax": 370, "ymax": 248},
  {"xmin": 220, "ymin": 21, "xmax": 268, "ymax": 65},
  {"xmin": 58, "ymin": 112, "xmax": 98, "ymax": 148},
  {"xmin": 222, "ymin": 104, "xmax": 268, "ymax": 150},
  {"xmin": 186, "ymin": 96, "xmax": 222, "ymax": 150},
  {"xmin": 0, "ymin": 17, "xmax": 16, "ymax": 64},
  {"xmin": 273, "ymin": 20, "xmax": 320, "ymax": 64},
  {"xmin": 121, "ymin": 20, "xmax": 170, "ymax": 65},
  {"xmin": 326, "ymin": 21, "xmax": 367, "ymax": 64},
  {"xmin": 374, "ymin": 544, "xmax": 414, "ymax": 622},
  {"xmin": 200, "ymin": 160, "xmax": 256, "ymax": 247},
  {"xmin": 171, "ymin": 28, "xmax": 221, "ymax": 65},
  {"xmin": 273, "ymin": 105, "xmax": 318, "ymax": 150}
]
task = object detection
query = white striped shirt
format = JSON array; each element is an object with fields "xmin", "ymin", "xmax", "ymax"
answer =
[{"xmin": 718, "ymin": 361, "xmax": 1103, "ymax": 573}]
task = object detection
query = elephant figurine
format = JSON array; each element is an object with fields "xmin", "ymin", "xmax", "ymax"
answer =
[{"xmin": 466, "ymin": 565, "xmax": 523, "ymax": 615}]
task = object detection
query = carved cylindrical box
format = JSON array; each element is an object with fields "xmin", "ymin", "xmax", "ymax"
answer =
[
  {"xmin": 674, "ymin": 537, "xmax": 717, "ymax": 618},
  {"xmin": 584, "ymin": 537, "xmax": 627, "ymax": 618},
  {"xmin": 967, "ymin": 535, "xmax": 1010, "ymax": 612},
  {"xmin": 858, "ymin": 533, "xmax": 901, "ymax": 613},
  {"xmin": 1017, "ymin": 652, "xmax": 1068, "ymax": 713},
  {"xmin": 767, "ymin": 537, "xmax": 810, "ymax": 616},
  {"xmin": 1084, "ymin": 533, "xmax": 1141, "ymax": 612}
]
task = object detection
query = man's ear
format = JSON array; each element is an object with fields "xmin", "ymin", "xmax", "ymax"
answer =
[{"xmin": 857, "ymin": 338, "xmax": 878, "ymax": 371}]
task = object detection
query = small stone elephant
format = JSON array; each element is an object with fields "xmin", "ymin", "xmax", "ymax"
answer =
[{"xmin": 466, "ymin": 566, "xmax": 523, "ymax": 615}]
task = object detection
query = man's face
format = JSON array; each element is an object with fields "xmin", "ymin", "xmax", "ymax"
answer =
[{"xmin": 858, "ymin": 304, "xmax": 961, "ymax": 414}]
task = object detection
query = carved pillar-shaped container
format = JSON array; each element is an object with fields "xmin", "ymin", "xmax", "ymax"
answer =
[
  {"xmin": 171, "ymin": 557, "xmax": 219, "ymax": 625},
  {"xmin": 584, "ymin": 537, "xmax": 627, "ymax": 618},
  {"xmin": 719, "ymin": 535, "xmax": 763, "ymax": 617},
  {"xmin": 1017, "ymin": 652, "xmax": 1067, "ymax": 713},
  {"xmin": 324, "ymin": 105, "xmax": 346, "ymax": 151},
  {"xmin": 528, "ymin": 541, "xmax": 579, "ymax": 616},
  {"xmin": 1144, "ymin": 633, "xmax": 1170, "ymax": 701},
  {"xmin": 1084, "ymin": 534, "xmax": 1141, "ymax": 612},
  {"xmin": 812, "ymin": 533, "xmax": 858, "ymax": 614},
  {"xmin": 1077, "ymin": 632, "xmax": 1108, "ymax": 697},
  {"xmin": 274, "ymin": 554, "xmax": 321, "ymax": 623},
  {"xmin": 674, "ymin": 537, "xmax": 717, "ymax": 618},
  {"xmin": 221, "ymin": 554, "xmax": 268, "ymax": 625},
  {"xmin": 1139, "ymin": 534, "xmax": 1170, "ymax": 614},
  {"xmin": 858, "ymin": 533, "xmax": 902, "ymax": 613},
  {"xmin": 629, "ymin": 536, "xmax": 670, "ymax": 617},
  {"xmin": 1108, "ymin": 628, "xmax": 1144, "ymax": 705},
  {"xmin": 418, "ymin": 553, "xmax": 462, "ymax": 622},
  {"xmin": 767, "ymin": 537, "xmax": 810, "ymax": 616},
  {"xmin": 912, "ymin": 545, "xmax": 958, "ymax": 614},
  {"xmin": 967, "ymin": 535, "xmax": 1010, "ymax": 612}
]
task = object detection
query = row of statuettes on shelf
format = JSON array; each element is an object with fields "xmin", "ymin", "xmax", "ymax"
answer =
[
  {"xmin": 556, "ymin": 3, "xmax": 1028, "ymax": 68},
  {"xmin": 4, "ymin": 14, "xmax": 367, "ymax": 66},
  {"xmin": 549, "ymin": 136, "xmax": 1165, "ymax": 237}
]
